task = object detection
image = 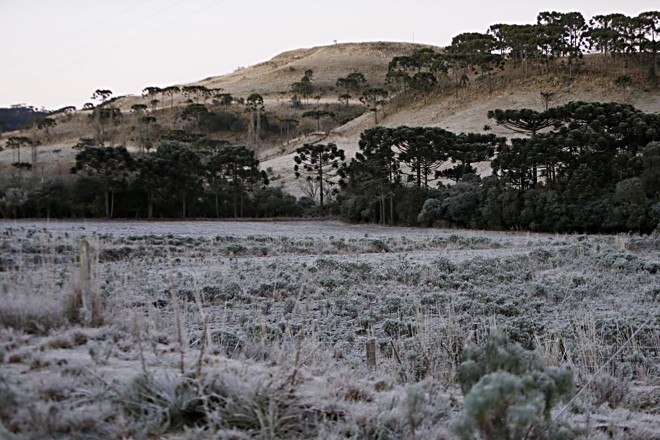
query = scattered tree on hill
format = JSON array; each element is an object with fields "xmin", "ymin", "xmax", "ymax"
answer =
[
  {"xmin": 35, "ymin": 117, "xmax": 56, "ymax": 139},
  {"xmin": 338, "ymin": 93, "xmax": 352, "ymax": 107},
  {"xmin": 182, "ymin": 85, "xmax": 210, "ymax": 103},
  {"xmin": 180, "ymin": 103, "xmax": 209, "ymax": 132},
  {"xmin": 6, "ymin": 136, "xmax": 33, "ymax": 177},
  {"xmin": 302, "ymin": 109, "xmax": 334, "ymax": 132},
  {"xmin": 336, "ymin": 72, "xmax": 367, "ymax": 94},
  {"xmin": 162, "ymin": 86, "xmax": 180, "ymax": 108},
  {"xmin": 450, "ymin": 32, "xmax": 504, "ymax": 94},
  {"xmin": 246, "ymin": 93, "xmax": 264, "ymax": 148},
  {"xmin": 536, "ymin": 11, "xmax": 588, "ymax": 76},
  {"xmin": 291, "ymin": 69, "xmax": 314, "ymax": 104},
  {"xmin": 140, "ymin": 115, "xmax": 157, "ymax": 154},
  {"xmin": 336, "ymin": 72, "xmax": 367, "ymax": 104},
  {"xmin": 89, "ymin": 89, "xmax": 119, "ymax": 145},
  {"xmin": 214, "ymin": 93, "xmax": 234, "ymax": 106},
  {"xmin": 360, "ymin": 88, "xmax": 389, "ymax": 125},
  {"xmin": 639, "ymin": 11, "xmax": 659, "ymax": 78},
  {"xmin": 283, "ymin": 118, "xmax": 298, "ymax": 144},
  {"xmin": 540, "ymin": 91, "xmax": 555, "ymax": 110},
  {"xmin": 131, "ymin": 104, "xmax": 148, "ymax": 115},
  {"xmin": 142, "ymin": 86, "xmax": 161, "ymax": 109},
  {"xmin": 91, "ymin": 89, "xmax": 113, "ymax": 104},
  {"xmin": 387, "ymin": 48, "xmax": 446, "ymax": 95}
]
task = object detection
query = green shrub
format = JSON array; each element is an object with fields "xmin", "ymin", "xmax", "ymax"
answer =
[{"xmin": 454, "ymin": 330, "xmax": 573, "ymax": 440}]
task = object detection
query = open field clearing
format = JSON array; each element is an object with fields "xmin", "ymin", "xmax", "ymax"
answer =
[{"xmin": 0, "ymin": 220, "xmax": 658, "ymax": 439}]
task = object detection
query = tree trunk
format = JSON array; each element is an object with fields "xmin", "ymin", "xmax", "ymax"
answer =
[
  {"xmin": 319, "ymin": 165, "xmax": 325, "ymax": 216},
  {"xmin": 255, "ymin": 108, "xmax": 261, "ymax": 148},
  {"xmin": 31, "ymin": 144, "xmax": 37, "ymax": 170},
  {"xmin": 233, "ymin": 187, "xmax": 238, "ymax": 218},
  {"xmin": 380, "ymin": 195, "xmax": 385, "ymax": 225},
  {"xmin": 147, "ymin": 190, "xmax": 153, "ymax": 218},
  {"xmin": 248, "ymin": 112, "xmax": 255, "ymax": 147}
]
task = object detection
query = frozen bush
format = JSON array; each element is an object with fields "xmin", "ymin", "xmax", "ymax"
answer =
[
  {"xmin": 454, "ymin": 330, "xmax": 573, "ymax": 440},
  {"xmin": 383, "ymin": 319, "xmax": 416, "ymax": 338},
  {"xmin": 0, "ymin": 294, "xmax": 68, "ymax": 335},
  {"xmin": 590, "ymin": 373, "xmax": 628, "ymax": 409},
  {"xmin": 118, "ymin": 374, "xmax": 205, "ymax": 435}
]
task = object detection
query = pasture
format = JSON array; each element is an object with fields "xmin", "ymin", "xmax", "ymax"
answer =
[{"xmin": 0, "ymin": 220, "xmax": 658, "ymax": 439}]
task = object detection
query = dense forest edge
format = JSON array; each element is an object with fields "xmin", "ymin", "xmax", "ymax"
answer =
[{"xmin": 0, "ymin": 10, "xmax": 659, "ymax": 234}]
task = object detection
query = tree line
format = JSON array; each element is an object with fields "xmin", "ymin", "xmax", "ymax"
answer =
[
  {"xmin": 386, "ymin": 11, "xmax": 659, "ymax": 98},
  {"xmin": 0, "ymin": 137, "xmax": 308, "ymax": 219},
  {"xmin": 336, "ymin": 101, "xmax": 660, "ymax": 233},
  {"xmin": 2, "ymin": 100, "xmax": 658, "ymax": 234}
]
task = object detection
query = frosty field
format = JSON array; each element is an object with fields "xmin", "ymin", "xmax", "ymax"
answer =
[{"xmin": 0, "ymin": 219, "xmax": 658, "ymax": 439}]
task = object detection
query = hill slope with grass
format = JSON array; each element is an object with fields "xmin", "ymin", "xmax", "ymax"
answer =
[{"xmin": 0, "ymin": 41, "xmax": 658, "ymax": 200}]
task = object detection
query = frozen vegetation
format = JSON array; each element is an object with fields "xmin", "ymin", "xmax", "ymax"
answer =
[{"xmin": 0, "ymin": 220, "xmax": 658, "ymax": 439}]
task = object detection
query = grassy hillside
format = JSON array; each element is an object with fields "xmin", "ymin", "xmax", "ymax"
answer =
[
  {"xmin": 0, "ymin": 42, "xmax": 426, "ymax": 180},
  {"xmin": 0, "ymin": 41, "xmax": 658, "ymax": 199}
]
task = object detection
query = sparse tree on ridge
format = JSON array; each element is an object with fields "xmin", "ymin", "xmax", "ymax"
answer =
[
  {"xmin": 360, "ymin": 88, "xmax": 389, "ymax": 125},
  {"xmin": 283, "ymin": 118, "xmax": 298, "ymax": 144},
  {"xmin": 302, "ymin": 109, "xmax": 334, "ymax": 132},
  {"xmin": 180, "ymin": 103, "xmax": 209, "ymax": 132},
  {"xmin": 162, "ymin": 86, "xmax": 180, "ymax": 108},
  {"xmin": 338, "ymin": 93, "xmax": 352, "ymax": 107},
  {"xmin": 246, "ymin": 93, "xmax": 264, "ymax": 148},
  {"xmin": 90, "ymin": 89, "xmax": 115, "ymax": 145},
  {"xmin": 291, "ymin": 69, "xmax": 314, "ymax": 105},
  {"xmin": 142, "ymin": 86, "xmax": 161, "ymax": 109},
  {"xmin": 336, "ymin": 72, "xmax": 367, "ymax": 104},
  {"xmin": 6, "ymin": 136, "xmax": 33, "ymax": 173}
]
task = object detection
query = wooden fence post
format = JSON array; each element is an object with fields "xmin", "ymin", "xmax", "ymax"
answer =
[{"xmin": 366, "ymin": 337, "xmax": 377, "ymax": 370}]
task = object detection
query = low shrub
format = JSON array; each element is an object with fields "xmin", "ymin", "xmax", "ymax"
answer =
[{"xmin": 454, "ymin": 330, "xmax": 573, "ymax": 440}]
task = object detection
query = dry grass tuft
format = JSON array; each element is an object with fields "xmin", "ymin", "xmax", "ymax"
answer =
[{"xmin": 0, "ymin": 293, "xmax": 68, "ymax": 335}]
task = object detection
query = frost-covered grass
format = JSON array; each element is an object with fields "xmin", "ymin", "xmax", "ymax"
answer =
[{"xmin": 0, "ymin": 220, "xmax": 658, "ymax": 439}]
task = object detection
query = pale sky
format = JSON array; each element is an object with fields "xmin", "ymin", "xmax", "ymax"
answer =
[{"xmin": 0, "ymin": 0, "xmax": 655, "ymax": 110}]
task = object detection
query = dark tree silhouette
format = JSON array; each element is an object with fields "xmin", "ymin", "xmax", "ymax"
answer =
[
  {"xmin": 294, "ymin": 143, "xmax": 346, "ymax": 216},
  {"xmin": 302, "ymin": 109, "xmax": 334, "ymax": 132},
  {"xmin": 70, "ymin": 146, "xmax": 133, "ymax": 217},
  {"xmin": 151, "ymin": 141, "xmax": 202, "ymax": 218},
  {"xmin": 208, "ymin": 145, "xmax": 268, "ymax": 218},
  {"xmin": 246, "ymin": 93, "xmax": 264, "ymax": 147},
  {"xmin": 360, "ymin": 88, "xmax": 389, "ymax": 125}
]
